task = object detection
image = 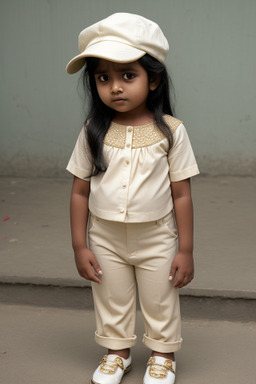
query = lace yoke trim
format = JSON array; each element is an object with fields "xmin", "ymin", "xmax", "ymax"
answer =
[{"xmin": 103, "ymin": 115, "xmax": 182, "ymax": 149}]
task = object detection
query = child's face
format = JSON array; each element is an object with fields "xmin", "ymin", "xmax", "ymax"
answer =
[{"xmin": 94, "ymin": 59, "xmax": 157, "ymax": 121}]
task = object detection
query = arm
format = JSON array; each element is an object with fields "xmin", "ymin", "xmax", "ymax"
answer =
[
  {"xmin": 70, "ymin": 176, "xmax": 102, "ymax": 284},
  {"xmin": 169, "ymin": 178, "xmax": 194, "ymax": 288}
]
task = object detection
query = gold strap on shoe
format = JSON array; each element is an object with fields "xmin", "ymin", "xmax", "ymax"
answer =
[
  {"xmin": 147, "ymin": 357, "xmax": 175, "ymax": 378},
  {"xmin": 114, "ymin": 357, "xmax": 125, "ymax": 370},
  {"xmin": 99, "ymin": 355, "xmax": 125, "ymax": 374}
]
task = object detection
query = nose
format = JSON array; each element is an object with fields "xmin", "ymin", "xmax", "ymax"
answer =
[{"xmin": 111, "ymin": 80, "xmax": 123, "ymax": 94}]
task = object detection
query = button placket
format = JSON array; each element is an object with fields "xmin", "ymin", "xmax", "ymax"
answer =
[
  {"xmin": 126, "ymin": 126, "xmax": 133, "ymax": 149},
  {"xmin": 118, "ymin": 126, "xmax": 133, "ymax": 217}
]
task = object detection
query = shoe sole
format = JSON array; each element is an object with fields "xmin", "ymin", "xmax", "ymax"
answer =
[
  {"xmin": 143, "ymin": 379, "xmax": 175, "ymax": 384},
  {"xmin": 91, "ymin": 363, "xmax": 132, "ymax": 384},
  {"xmin": 143, "ymin": 372, "xmax": 175, "ymax": 384},
  {"xmin": 124, "ymin": 363, "xmax": 132, "ymax": 374}
]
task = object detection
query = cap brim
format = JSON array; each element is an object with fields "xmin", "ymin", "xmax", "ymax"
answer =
[{"xmin": 66, "ymin": 41, "xmax": 146, "ymax": 74}]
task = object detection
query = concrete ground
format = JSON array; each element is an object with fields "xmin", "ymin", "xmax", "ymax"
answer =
[
  {"xmin": 1, "ymin": 176, "xmax": 256, "ymax": 383},
  {"xmin": 1, "ymin": 305, "xmax": 256, "ymax": 384}
]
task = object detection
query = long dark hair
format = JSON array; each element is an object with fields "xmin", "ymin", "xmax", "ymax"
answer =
[{"xmin": 82, "ymin": 54, "xmax": 175, "ymax": 176}]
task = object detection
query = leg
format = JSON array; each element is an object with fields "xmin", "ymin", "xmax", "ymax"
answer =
[
  {"xmin": 89, "ymin": 215, "xmax": 137, "ymax": 350},
  {"xmin": 137, "ymin": 254, "xmax": 179, "ymax": 384},
  {"xmin": 108, "ymin": 348, "xmax": 130, "ymax": 359},
  {"xmin": 91, "ymin": 262, "xmax": 137, "ymax": 350},
  {"xmin": 136, "ymin": 264, "xmax": 182, "ymax": 353},
  {"xmin": 134, "ymin": 213, "xmax": 182, "ymax": 353},
  {"xmin": 131, "ymin": 213, "xmax": 180, "ymax": 384},
  {"xmin": 88, "ymin": 216, "xmax": 135, "ymax": 383}
]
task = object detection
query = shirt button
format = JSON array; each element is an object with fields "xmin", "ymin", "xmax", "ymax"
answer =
[
  {"xmin": 128, "ymin": 127, "xmax": 133, "ymax": 132},
  {"xmin": 126, "ymin": 143, "xmax": 131, "ymax": 148},
  {"xmin": 120, "ymin": 208, "xmax": 125, "ymax": 214},
  {"xmin": 122, "ymin": 183, "xmax": 127, "ymax": 188},
  {"xmin": 126, "ymin": 160, "xmax": 130, "ymax": 165}
]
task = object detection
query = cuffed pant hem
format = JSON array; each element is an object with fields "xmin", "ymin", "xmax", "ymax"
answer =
[
  {"xmin": 95, "ymin": 331, "xmax": 137, "ymax": 349},
  {"xmin": 143, "ymin": 334, "xmax": 183, "ymax": 353}
]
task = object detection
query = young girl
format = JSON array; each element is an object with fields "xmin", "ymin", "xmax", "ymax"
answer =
[{"xmin": 66, "ymin": 13, "xmax": 199, "ymax": 384}]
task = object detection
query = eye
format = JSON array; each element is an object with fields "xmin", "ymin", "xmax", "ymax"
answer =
[
  {"xmin": 98, "ymin": 74, "xmax": 109, "ymax": 82},
  {"xmin": 123, "ymin": 73, "xmax": 135, "ymax": 80}
]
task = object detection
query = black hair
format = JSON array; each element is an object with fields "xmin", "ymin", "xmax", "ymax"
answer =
[{"xmin": 82, "ymin": 54, "xmax": 176, "ymax": 176}]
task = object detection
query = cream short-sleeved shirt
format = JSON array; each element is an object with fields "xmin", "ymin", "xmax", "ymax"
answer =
[{"xmin": 66, "ymin": 115, "xmax": 199, "ymax": 222}]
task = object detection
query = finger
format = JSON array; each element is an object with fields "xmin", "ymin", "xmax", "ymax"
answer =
[
  {"xmin": 78, "ymin": 262, "xmax": 102, "ymax": 284},
  {"xmin": 90, "ymin": 260, "xmax": 103, "ymax": 284},
  {"xmin": 183, "ymin": 275, "xmax": 194, "ymax": 287},
  {"xmin": 173, "ymin": 278, "xmax": 183, "ymax": 288},
  {"xmin": 91, "ymin": 259, "xmax": 103, "ymax": 277},
  {"xmin": 174, "ymin": 274, "xmax": 193, "ymax": 288},
  {"xmin": 89, "ymin": 274, "xmax": 102, "ymax": 284},
  {"xmin": 172, "ymin": 270, "xmax": 185, "ymax": 288},
  {"xmin": 84, "ymin": 268, "xmax": 102, "ymax": 284},
  {"xmin": 169, "ymin": 263, "xmax": 177, "ymax": 282}
]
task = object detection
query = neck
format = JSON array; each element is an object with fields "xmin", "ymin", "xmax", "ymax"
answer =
[{"xmin": 112, "ymin": 111, "xmax": 155, "ymax": 126}]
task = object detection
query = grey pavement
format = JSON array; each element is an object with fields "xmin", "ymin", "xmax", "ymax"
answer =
[
  {"xmin": 1, "ymin": 176, "xmax": 256, "ymax": 383},
  {"xmin": 1, "ymin": 304, "xmax": 256, "ymax": 384}
]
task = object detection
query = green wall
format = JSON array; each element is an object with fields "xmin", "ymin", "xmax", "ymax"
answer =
[{"xmin": 1, "ymin": 0, "xmax": 255, "ymax": 177}]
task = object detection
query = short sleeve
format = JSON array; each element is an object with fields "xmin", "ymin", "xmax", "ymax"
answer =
[
  {"xmin": 168, "ymin": 123, "xmax": 200, "ymax": 182},
  {"xmin": 66, "ymin": 127, "xmax": 93, "ymax": 181}
]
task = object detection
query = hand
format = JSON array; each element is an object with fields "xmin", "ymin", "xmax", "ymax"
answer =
[
  {"xmin": 74, "ymin": 247, "xmax": 103, "ymax": 284},
  {"xmin": 169, "ymin": 252, "xmax": 194, "ymax": 288}
]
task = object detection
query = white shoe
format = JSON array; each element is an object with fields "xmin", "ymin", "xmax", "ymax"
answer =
[
  {"xmin": 143, "ymin": 356, "xmax": 176, "ymax": 384},
  {"xmin": 91, "ymin": 354, "xmax": 132, "ymax": 384}
]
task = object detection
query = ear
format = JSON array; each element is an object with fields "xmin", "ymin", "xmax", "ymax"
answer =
[{"xmin": 149, "ymin": 74, "xmax": 161, "ymax": 91}]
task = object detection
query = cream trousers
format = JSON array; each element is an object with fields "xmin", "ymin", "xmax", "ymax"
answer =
[{"xmin": 88, "ymin": 211, "xmax": 182, "ymax": 353}]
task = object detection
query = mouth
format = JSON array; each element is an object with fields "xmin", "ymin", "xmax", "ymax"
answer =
[{"xmin": 112, "ymin": 98, "xmax": 126, "ymax": 104}]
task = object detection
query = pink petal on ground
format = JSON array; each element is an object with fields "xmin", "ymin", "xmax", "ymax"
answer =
[{"xmin": 3, "ymin": 217, "xmax": 10, "ymax": 221}]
